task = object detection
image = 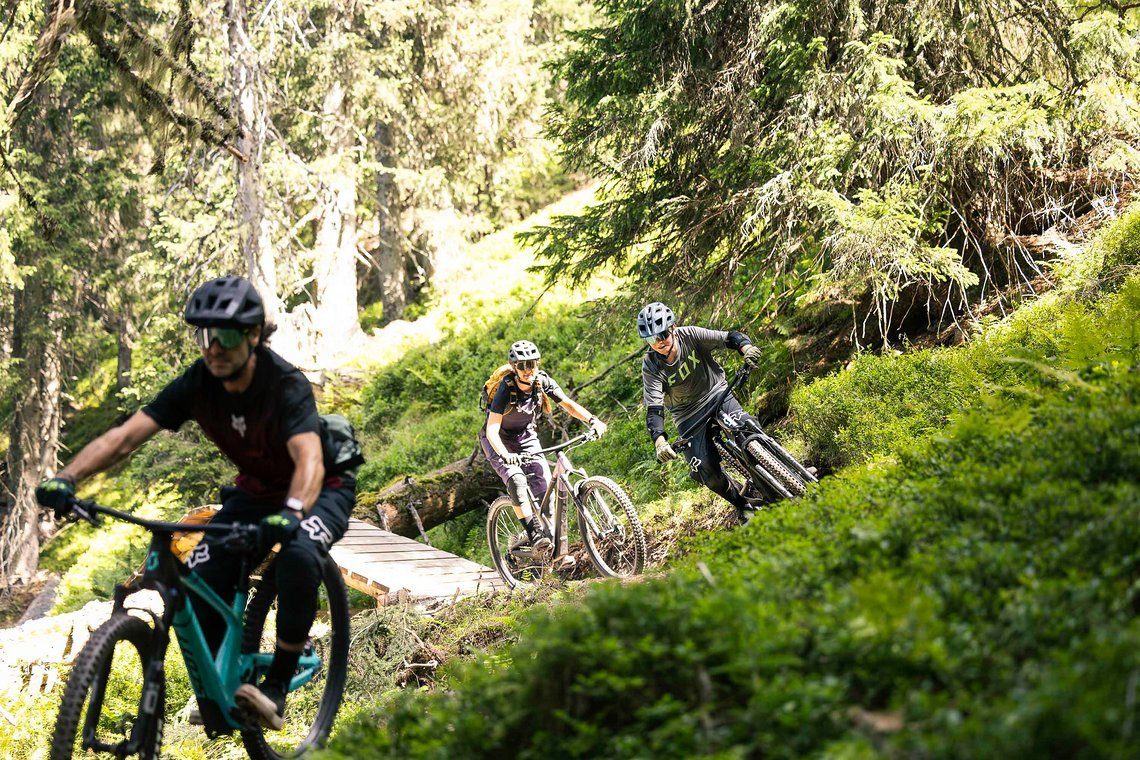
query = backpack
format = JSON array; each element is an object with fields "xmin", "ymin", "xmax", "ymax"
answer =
[
  {"xmin": 479, "ymin": 365, "xmax": 553, "ymax": 415},
  {"xmin": 319, "ymin": 413, "xmax": 365, "ymax": 477}
]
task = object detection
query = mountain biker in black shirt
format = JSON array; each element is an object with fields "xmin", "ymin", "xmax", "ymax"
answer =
[
  {"xmin": 638, "ymin": 302, "xmax": 765, "ymax": 523},
  {"xmin": 35, "ymin": 276, "xmax": 356, "ymax": 731}
]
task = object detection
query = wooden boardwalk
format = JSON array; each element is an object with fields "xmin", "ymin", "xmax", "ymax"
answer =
[{"xmin": 329, "ymin": 518, "xmax": 505, "ymax": 604}]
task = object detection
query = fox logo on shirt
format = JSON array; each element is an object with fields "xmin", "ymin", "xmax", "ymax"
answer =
[
  {"xmin": 666, "ymin": 353, "xmax": 701, "ymax": 386},
  {"xmin": 231, "ymin": 414, "xmax": 247, "ymax": 438}
]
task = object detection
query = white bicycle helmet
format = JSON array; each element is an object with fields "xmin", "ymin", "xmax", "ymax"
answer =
[
  {"xmin": 636, "ymin": 302, "xmax": 675, "ymax": 339},
  {"xmin": 508, "ymin": 340, "xmax": 541, "ymax": 364}
]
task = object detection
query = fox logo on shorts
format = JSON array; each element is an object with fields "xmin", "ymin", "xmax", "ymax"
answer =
[
  {"xmin": 300, "ymin": 515, "xmax": 334, "ymax": 549},
  {"xmin": 186, "ymin": 542, "xmax": 211, "ymax": 569}
]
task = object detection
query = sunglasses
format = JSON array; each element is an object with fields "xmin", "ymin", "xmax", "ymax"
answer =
[
  {"xmin": 645, "ymin": 329, "xmax": 671, "ymax": 345},
  {"xmin": 513, "ymin": 359, "xmax": 539, "ymax": 371},
  {"xmin": 193, "ymin": 326, "xmax": 247, "ymax": 350}
]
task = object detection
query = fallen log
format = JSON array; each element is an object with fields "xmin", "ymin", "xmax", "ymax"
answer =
[{"xmin": 353, "ymin": 448, "xmax": 505, "ymax": 540}]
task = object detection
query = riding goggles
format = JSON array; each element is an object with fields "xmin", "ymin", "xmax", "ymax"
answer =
[
  {"xmin": 192, "ymin": 326, "xmax": 247, "ymax": 350},
  {"xmin": 513, "ymin": 359, "xmax": 539, "ymax": 371},
  {"xmin": 645, "ymin": 329, "xmax": 671, "ymax": 345}
]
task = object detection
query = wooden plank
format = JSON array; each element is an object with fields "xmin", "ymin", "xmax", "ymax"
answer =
[
  {"xmin": 332, "ymin": 549, "xmax": 454, "ymax": 562},
  {"xmin": 344, "ymin": 558, "xmax": 485, "ymax": 572},
  {"xmin": 370, "ymin": 568, "xmax": 499, "ymax": 585},
  {"xmin": 337, "ymin": 533, "xmax": 430, "ymax": 544},
  {"xmin": 334, "ymin": 564, "xmax": 500, "ymax": 587},
  {"xmin": 348, "ymin": 566, "xmax": 501, "ymax": 590},
  {"xmin": 331, "ymin": 544, "xmax": 441, "ymax": 556},
  {"xmin": 331, "ymin": 520, "xmax": 505, "ymax": 601}
]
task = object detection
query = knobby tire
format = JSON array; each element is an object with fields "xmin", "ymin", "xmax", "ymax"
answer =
[
  {"xmin": 51, "ymin": 613, "xmax": 163, "ymax": 760},
  {"xmin": 486, "ymin": 495, "xmax": 548, "ymax": 588},
  {"xmin": 745, "ymin": 439, "xmax": 808, "ymax": 497},
  {"xmin": 239, "ymin": 555, "xmax": 350, "ymax": 760},
  {"xmin": 576, "ymin": 476, "xmax": 646, "ymax": 578}
]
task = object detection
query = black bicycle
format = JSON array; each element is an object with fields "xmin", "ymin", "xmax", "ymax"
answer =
[
  {"xmin": 674, "ymin": 364, "xmax": 817, "ymax": 508},
  {"xmin": 49, "ymin": 497, "xmax": 349, "ymax": 760}
]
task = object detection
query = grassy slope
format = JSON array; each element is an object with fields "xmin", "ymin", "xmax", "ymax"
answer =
[{"xmin": 311, "ymin": 205, "xmax": 1140, "ymax": 758}]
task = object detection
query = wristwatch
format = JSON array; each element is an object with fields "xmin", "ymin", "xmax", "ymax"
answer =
[{"xmin": 285, "ymin": 497, "xmax": 305, "ymax": 515}]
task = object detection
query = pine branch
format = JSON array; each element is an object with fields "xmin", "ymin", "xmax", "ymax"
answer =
[
  {"xmin": 3, "ymin": 1, "xmax": 78, "ymax": 136},
  {"xmin": 83, "ymin": 0, "xmax": 238, "ymax": 135},
  {"xmin": 81, "ymin": 24, "xmax": 232, "ymax": 149}
]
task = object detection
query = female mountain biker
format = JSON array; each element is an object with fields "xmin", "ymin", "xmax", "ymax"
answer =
[
  {"xmin": 36, "ymin": 276, "xmax": 357, "ymax": 732},
  {"xmin": 638, "ymin": 302, "xmax": 765, "ymax": 523},
  {"xmin": 479, "ymin": 340, "xmax": 607, "ymax": 558}
]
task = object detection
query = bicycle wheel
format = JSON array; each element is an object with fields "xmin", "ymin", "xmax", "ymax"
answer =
[
  {"xmin": 51, "ymin": 613, "xmax": 163, "ymax": 760},
  {"xmin": 486, "ymin": 496, "xmax": 548, "ymax": 588},
  {"xmin": 239, "ymin": 555, "xmax": 350, "ymax": 760},
  {"xmin": 576, "ymin": 476, "xmax": 646, "ymax": 579},
  {"xmin": 745, "ymin": 438, "xmax": 808, "ymax": 497}
]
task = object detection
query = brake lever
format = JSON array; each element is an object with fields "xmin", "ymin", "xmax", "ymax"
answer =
[{"xmin": 71, "ymin": 498, "xmax": 102, "ymax": 528}]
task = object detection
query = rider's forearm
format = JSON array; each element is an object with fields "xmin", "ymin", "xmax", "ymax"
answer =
[
  {"xmin": 559, "ymin": 398, "xmax": 596, "ymax": 423},
  {"xmin": 645, "ymin": 405, "xmax": 666, "ymax": 443},
  {"xmin": 59, "ymin": 411, "xmax": 158, "ymax": 483},
  {"xmin": 59, "ymin": 432, "xmax": 130, "ymax": 483},
  {"xmin": 726, "ymin": 330, "xmax": 751, "ymax": 351},
  {"xmin": 285, "ymin": 432, "xmax": 324, "ymax": 510}
]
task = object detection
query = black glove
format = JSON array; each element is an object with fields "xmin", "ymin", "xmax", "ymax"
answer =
[
  {"xmin": 36, "ymin": 477, "xmax": 76, "ymax": 519},
  {"xmin": 258, "ymin": 509, "xmax": 301, "ymax": 552}
]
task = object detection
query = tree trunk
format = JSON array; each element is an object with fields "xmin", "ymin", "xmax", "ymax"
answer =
[
  {"xmin": 226, "ymin": 0, "xmax": 280, "ymax": 321},
  {"xmin": 353, "ymin": 451, "xmax": 503, "ymax": 538},
  {"xmin": 1, "ymin": 279, "xmax": 62, "ymax": 585},
  {"xmin": 312, "ymin": 70, "xmax": 362, "ymax": 365},
  {"xmin": 114, "ymin": 306, "xmax": 137, "ymax": 393},
  {"xmin": 373, "ymin": 122, "xmax": 409, "ymax": 322}
]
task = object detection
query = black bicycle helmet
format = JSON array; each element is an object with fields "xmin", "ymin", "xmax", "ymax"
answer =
[
  {"xmin": 507, "ymin": 340, "xmax": 541, "ymax": 364},
  {"xmin": 184, "ymin": 276, "xmax": 265, "ymax": 328},
  {"xmin": 637, "ymin": 302, "xmax": 675, "ymax": 339}
]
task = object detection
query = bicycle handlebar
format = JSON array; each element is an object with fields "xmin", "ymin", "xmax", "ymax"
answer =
[
  {"xmin": 514, "ymin": 431, "xmax": 596, "ymax": 462},
  {"xmin": 67, "ymin": 496, "xmax": 259, "ymax": 541}
]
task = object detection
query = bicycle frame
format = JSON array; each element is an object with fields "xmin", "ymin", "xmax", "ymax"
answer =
[
  {"xmin": 525, "ymin": 434, "xmax": 593, "ymax": 558},
  {"xmin": 672, "ymin": 365, "xmax": 802, "ymax": 502},
  {"xmin": 70, "ymin": 500, "xmax": 323, "ymax": 748}
]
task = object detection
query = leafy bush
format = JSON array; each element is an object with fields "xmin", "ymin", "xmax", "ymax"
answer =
[
  {"xmin": 791, "ymin": 255, "xmax": 1140, "ymax": 470},
  {"xmin": 318, "ymin": 346, "xmax": 1140, "ymax": 759}
]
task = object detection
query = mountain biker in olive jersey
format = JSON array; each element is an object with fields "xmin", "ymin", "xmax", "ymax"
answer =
[
  {"xmin": 35, "ymin": 275, "xmax": 357, "ymax": 732},
  {"xmin": 638, "ymin": 302, "xmax": 765, "ymax": 523},
  {"xmin": 479, "ymin": 340, "xmax": 607, "ymax": 564}
]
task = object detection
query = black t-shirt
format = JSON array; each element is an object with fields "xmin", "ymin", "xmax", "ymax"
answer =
[
  {"xmin": 142, "ymin": 346, "xmax": 320, "ymax": 499},
  {"xmin": 486, "ymin": 371, "xmax": 566, "ymax": 441}
]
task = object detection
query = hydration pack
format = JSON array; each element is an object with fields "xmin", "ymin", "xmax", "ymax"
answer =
[
  {"xmin": 319, "ymin": 414, "xmax": 365, "ymax": 476},
  {"xmin": 479, "ymin": 365, "xmax": 553, "ymax": 415}
]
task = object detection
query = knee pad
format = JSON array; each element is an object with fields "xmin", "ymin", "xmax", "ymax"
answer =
[{"xmin": 507, "ymin": 473, "xmax": 534, "ymax": 511}]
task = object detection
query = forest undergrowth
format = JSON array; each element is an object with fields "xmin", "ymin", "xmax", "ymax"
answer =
[{"xmin": 311, "ymin": 205, "xmax": 1140, "ymax": 758}]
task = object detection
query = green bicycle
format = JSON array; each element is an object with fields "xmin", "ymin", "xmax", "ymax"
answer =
[{"xmin": 49, "ymin": 497, "xmax": 349, "ymax": 760}]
